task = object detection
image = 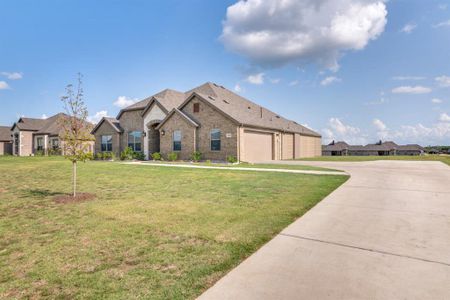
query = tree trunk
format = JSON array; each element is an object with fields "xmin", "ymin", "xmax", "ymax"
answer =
[{"xmin": 73, "ymin": 161, "xmax": 77, "ymax": 197}]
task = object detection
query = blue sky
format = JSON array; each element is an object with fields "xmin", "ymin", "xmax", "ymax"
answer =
[{"xmin": 1, "ymin": 0, "xmax": 449, "ymax": 145}]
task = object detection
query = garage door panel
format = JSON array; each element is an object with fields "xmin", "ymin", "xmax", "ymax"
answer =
[
  {"xmin": 243, "ymin": 130, "xmax": 273, "ymax": 162},
  {"xmin": 282, "ymin": 133, "xmax": 294, "ymax": 160}
]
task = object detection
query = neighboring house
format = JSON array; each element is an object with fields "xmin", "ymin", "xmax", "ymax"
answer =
[
  {"xmin": 11, "ymin": 113, "xmax": 94, "ymax": 156},
  {"xmin": 92, "ymin": 82, "xmax": 322, "ymax": 162},
  {"xmin": 0, "ymin": 126, "xmax": 13, "ymax": 155},
  {"xmin": 323, "ymin": 140, "xmax": 424, "ymax": 156}
]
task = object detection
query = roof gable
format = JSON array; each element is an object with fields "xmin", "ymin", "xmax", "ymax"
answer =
[
  {"xmin": 156, "ymin": 109, "xmax": 199, "ymax": 130},
  {"xmin": 91, "ymin": 117, "xmax": 122, "ymax": 134},
  {"xmin": 0, "ymin": 126, "xmax": 12, "ymax": 142}
]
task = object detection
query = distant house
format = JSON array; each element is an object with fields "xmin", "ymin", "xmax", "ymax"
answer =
[
  {"xmin": 323, "ymin": 140, "xmax": 424, "ymax": 156},
  {"xmin": 92, "ymin": 82, "xmax": 322, "ymax": 162},
  {"xmin": 11, "ymin": 113, "xmax": 94, "ymax": 156},
  {"xmin": 0, "ymin": 126, "xmax": 13, "ymax": 155}
]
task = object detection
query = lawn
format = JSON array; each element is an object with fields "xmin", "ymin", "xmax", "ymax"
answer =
[
  {"xmin": 297, "ymin": 155, "xmax": 450, "ymax": 166},
  {"xmin": 0, "ymin": 156, "xmax": 347, "ymax": 299},
  {"xmin": 139, "ymin": 161, "xmax": 343, "ymax": 172}
]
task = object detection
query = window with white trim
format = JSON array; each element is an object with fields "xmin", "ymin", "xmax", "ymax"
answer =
[
  {"xmin": 210, "ymin": 129, "xmax": 221, "ymax": 151},
  {"xmin": 173, "ymin": 130, "xmax": 181, "ymax": 151},
  {"xmin": 101, "ymin": 135, "xmax": 112, "ymax": 152},
  {"xmin": 128, "ymin": 131, "xmax": 142, "ymax": 151}
]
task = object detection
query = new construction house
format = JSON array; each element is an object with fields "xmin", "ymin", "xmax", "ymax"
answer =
[{"xmin": 92, "ymin": 82, "xmax": 322, "ymax": 162}]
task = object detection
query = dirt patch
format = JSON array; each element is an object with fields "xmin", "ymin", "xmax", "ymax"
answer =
[
  {"xmin": 0, "ymin": 188, "xmax": 6, "ymax": 193},
  {"xmin": 54, "ymin": 193, "xmax": 96, "ymax": 204}
]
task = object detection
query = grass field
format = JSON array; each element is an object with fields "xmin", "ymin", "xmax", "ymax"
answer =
[
  {"xmin": 139, "ymin": 161, "xmax": 343, "ymax": 172},
  {"xmin": 297, "ymin": 155, "xmax": 450, "ymax": 166},
  {"xmin": 0, "ymin": 156, "xmax": 347, "ymax": 299}
]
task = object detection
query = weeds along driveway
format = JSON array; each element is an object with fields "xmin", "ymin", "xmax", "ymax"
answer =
[{"xmin": 200, "ymin": 160, "xmax": 450, "ymax": 299}]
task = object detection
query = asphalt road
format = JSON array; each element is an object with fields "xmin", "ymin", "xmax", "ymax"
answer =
[{"xmin": 199, "ymin": 160, "xmax": 450, "ymax": 300}]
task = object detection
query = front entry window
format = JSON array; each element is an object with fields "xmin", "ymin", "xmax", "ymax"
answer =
[
  {"xmin": 51, "ymin": 138, "xmax": 59, "ymax": 150},
  {"xmin": 37, "ymin": 137, "xmax": 44, "ymax": 151},
  {"xmin": 173, "ymin": 130, "xmax": 181, "ymax": 151},
  {"xmin": 101, "ymin": 135, "xmax": 112, "ymax": 151},
  {"xmin": 128, "ymin": 131, "xmax": 142, "ymax": 152}
]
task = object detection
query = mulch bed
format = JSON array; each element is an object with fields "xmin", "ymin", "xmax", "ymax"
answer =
[{"xmin": 54, "ymin": 193, "xmax": 96, "ymax": 204}]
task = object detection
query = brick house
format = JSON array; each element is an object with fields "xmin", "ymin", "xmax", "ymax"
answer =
[
  {"xmin": 323, "ymin": 140, "xmax": 424, "ymax": 156},
  {"xmin": 11, "ymin": 113, "xmax": 94, "ymax": 156},
  {"xmin": 92, "ymin": 82, "xmax": 322, "ymax": 162},
  {"xmin": 0, "ymin": 126, "xmax": 13, "ymax": 155}
]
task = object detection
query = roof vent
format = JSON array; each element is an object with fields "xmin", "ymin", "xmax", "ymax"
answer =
[
  {"xmin": 208, "ymin": 96, "xmax": 215, "ymax": 101},
  {"xmin": 220, "ymin": 85, "xmax": 225, "ymax": 89},
  {"xmin": 213, "ymin": 83, "xmax": 219, "ymax": 87},
  {"xmin": 247, "ymin": 106, "xmax": 251, "ymax": 109},
  {"xmin": 275, "ymin": 115, "xmax": 280, "ymax": 119},
  {"xmin": 223, "ymin": 99, "xmax": 229, "ymax": 104}
]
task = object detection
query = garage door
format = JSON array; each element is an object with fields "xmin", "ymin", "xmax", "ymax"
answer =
[
  {"xmin": 282, "ymin": 133, "xmax": 294, "ymax": 160},
  {"xmin": 243, "ymin": 130, "xmax": 273, "ymax": 162}
]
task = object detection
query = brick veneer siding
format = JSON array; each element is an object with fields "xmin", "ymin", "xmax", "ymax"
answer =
[
  {"xmin": 93, "ymin": 121, "xmax": 121, "ymax": 157},
  {"xmin": 159, "ymin": 113, "xmax": 196, "ymax": 160},
  {"xmin": 119, "ymin": 110, "xmax": 144, "ymax": 153},
  {"xmin": 181, "ymin": 96, "xmax": 238, "ymax": 161}
]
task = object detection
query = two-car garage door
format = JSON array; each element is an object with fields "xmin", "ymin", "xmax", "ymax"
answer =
[{"xmin": 242, "ymin": 130, "xmax": 273, "ymax": 162}]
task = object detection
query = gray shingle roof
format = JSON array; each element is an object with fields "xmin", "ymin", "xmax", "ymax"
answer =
[
  {"xmin": 12, "ymin": 113, "xmax": 93, "ymax": 136},
  {"xmin": 185, "ymin": 82, "xmax": 321, "ymax": 137},
  {"xmin": 12, "ymin": 117, "xmax": 47, "ymax": 131},
  {"xmin": 323, "ymin": 141, "xmax": 349, "ymax": 151},
  {"xmin": 113, "ymin": 82, "xmax": 321, "ymax": 137},
  {"xmin": 0, "ymin": 126, "xmax": 12, "ymax": 142}
]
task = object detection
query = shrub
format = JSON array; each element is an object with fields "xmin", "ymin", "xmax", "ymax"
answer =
[
  {"xmin": 35, "ymin": 150, "xmax": 45, "ymax": 156},
  {"xmin": 151, "ymin": 152, "xmax": 162, "ymax": 161},
  {"xmin": 120, "ymin": 147, "xmax": 134, "ymax": 161},
  {"xmin": 103, "ymin": 152, "xmax": 112, "ymax": 160},
  {"xmin": 133, "ymin": 151, "xmax": 145, "ymax": 161},
  {"xmin": 167, "ymin": 152, "xmax": 178, "ymax": 161},
  {"xmin": 48, "ymin": 148, "xmax": 62, "ymax": 156},
  {"xmin": 227, "ymin": 155, "xmax": 238, "ymax": 163},
  {"xmin": 191, "ymin": 151, "xmax": 202, "ymax": 162},
  {"xmin": 85, "ymin": 152, "xmax": 94, "ymax": 161}
]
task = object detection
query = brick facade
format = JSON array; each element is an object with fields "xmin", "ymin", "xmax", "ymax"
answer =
[
  {"xmin": 181, "ymin": 97, "xmax": 238, "ymax": 161},
  {"xmin": 93, "ymin": 121, "xmax": 121, "ymax": 157},
  {"xmin": 159, "ymin": 112, "xmax": 196, "ymax": 160}
]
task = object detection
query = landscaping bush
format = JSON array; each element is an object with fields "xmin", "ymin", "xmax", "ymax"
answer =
[
  {"xmin": 35, "ymin": 150, "xmax": 45, "ymax": 156},
  {"xmin": 95, "ymin": 152, "xmax": 103, "ymax": 160},
  {"xmin": 132, "ymin": 151, "xmax": 145, "ymax": 161},
  {"xmin": 103, "ymin": 152, "xmax": 113, "ymax": 160},
  {"xmin": 167, "ymin": 152, "xmax": 178, "ymax": 161},
  {"xmin": 191, "ymin": 151, "xmax": 202, "ymax": 162},
  {"xmin": 120, "ymin": 147, "xmax": 134, "ymax": 161},
  {"xmin": 227, "ymin": 155, "xmax": 238, "ymax": 163},
  {"xmin": 85, "ymin": 152, "xmax": 94, "ymax": 161},
  {"xmin": 151, "ymin": 152, "xmax": 162, "ymax": 161},
  {"xmin": 48, "ymin": 148, "xmax": 62, "ymax": 156}
]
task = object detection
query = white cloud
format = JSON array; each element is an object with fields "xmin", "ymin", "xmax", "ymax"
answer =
[
  {"xmin": 391, "ymin": 86, "xmax": 432, "ymax": 94},
  {"xmin": 373, "ymin": 118, "xmax": 387, "ymax": 131},
  {"xmin": 400, "ymin": 23, "xmax": 417, "ymax": 34},
  {"xmin": 392, "ymin": 76, "xmax": 426, "ymax": 81},
  {"xmin": 246, "ymin": 73, "xmax": 265, "ymax": 85},
  {"xmin": 322, "ymin": 117, "xmax": 367, "ymax": 144},
  {"xmin": 1, "ymin": 72, "xmax": 23, "ymax": 80},
  {"xmin": 88, "ymin": 110, "xmax": 109, "ymax": 124},
  {"xmin": 221, "ymin": 0, "xmax": 388, "ymax": 71},
  {"xmin": 320, "ymin": 76, "xmax": 341, "ymax": 86},
  {"xmin": 439, "ymin": 113, "xmax": 450, "ymax": 122},
  {"xmin": 234, "ymin": 84, "xmax": 242, "ymax": 92},
  {"xmin": 438, "ymin": 4, "xmax": 448, "ymax": 10},
  {"xmin": 270, "ymin": 78, "xmax": 281, "ymax": 84},
  {"xmin": 433, "ymin": 20, "xmax": 450, "ymax": 28},
  {"xmin": 113, "ymin": 96, "xmax": 138, "ymax": 108},
  {"xmin": 431, "ymin": 98, "xmax": 443, "ymax": 104},
  {"xmin": 41, "ymin": 114, "xmax": 48, "ymax": 119},
  {"xmin": 0, "ymin": 81, "xmax": 10, "ymax": 90},
  {"xmin": 435, "ymin": 75, "xmax": 450, "ymax": 87},
  {"xmin": 288, "ymin": 80, "xmax": 299, "ymax": 86}
]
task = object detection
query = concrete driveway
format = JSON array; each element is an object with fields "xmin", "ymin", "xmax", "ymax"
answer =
[{"xmin": 199, "ymin": 160, "xmax": 450, "ymax": 300}]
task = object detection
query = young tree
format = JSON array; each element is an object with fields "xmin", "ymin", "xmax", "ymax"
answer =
[{"xmin": 60, "ymin": 73, "xmax": 93, "ymax": 197}]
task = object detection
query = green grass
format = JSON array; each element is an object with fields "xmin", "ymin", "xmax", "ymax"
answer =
[
  {"xmin": 0, "ymin": 156, "xmax": 347, "ymax": 299},
  {"xmin": 141, "ymin": 161, "xmax": 342, "ymax": 172},
  {"xmin": 296, "ymin": 155, "xmax": 450, "ymax": 166}
]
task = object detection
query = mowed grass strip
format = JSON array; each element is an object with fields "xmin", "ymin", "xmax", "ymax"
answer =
[
  {"xmin": 0, "ymin": 156, "xmax": 347, "ymax": 299},
  {"xmin": 297, "ymin": 154, "xmax": 450, "ymax": 166}
]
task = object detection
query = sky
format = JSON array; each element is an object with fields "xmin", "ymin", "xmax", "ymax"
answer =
[{"xmin": 1, "ymin": 0, "xmax": 449, "ymax": 146}]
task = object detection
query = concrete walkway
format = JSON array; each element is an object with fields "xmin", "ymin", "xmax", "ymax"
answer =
[
  {"xmin": 199, "ymin": 160, "xmax": 450, "ymax": 300},
  {"xmin": 122, "ymin": 161, "xmax": 347, "ymax": 176}
]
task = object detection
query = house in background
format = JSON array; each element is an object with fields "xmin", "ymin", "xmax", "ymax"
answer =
[
  {"xmin": 323, "ymin": 140, "xmax": 424, "ymax": 156},
  {"xmin": 92, "ymin": 82, "xmax": 322, "ymax": 162},
  {"xmin": 11, "ymin": 113, "xmax": 94, "ymax": 156},
  {"xmin": 0, "ymin": 126, "xmax": 13, "ymax": 155}
]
